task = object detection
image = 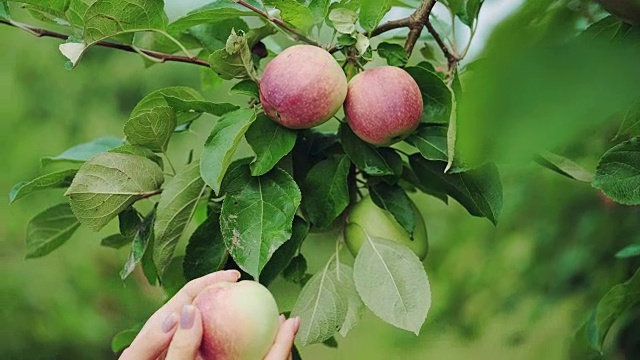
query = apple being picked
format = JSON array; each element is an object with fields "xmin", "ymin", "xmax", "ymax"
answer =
[
  {"xmin": 344, "ymin": 195, "xmax": 428, "ymax": 260},
  {"xmin": 193, "ymin": 280, "xmax": 280, "ymax": 360},
  {"xmin": 344, "ymin": 66, "xmax": 423, "ymax": 146},
  {"xmin": 259, "ymin": 45, "xmax": 348, "ymax": 129}
]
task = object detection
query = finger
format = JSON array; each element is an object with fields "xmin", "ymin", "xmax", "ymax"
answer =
[
  {"xmin": 166, "ymin": 305, "xmax": 203, "ymax": 360},
  {"xmin": 119, "ymin": 312, "xmax": 179, "ymax": 360},
  {"xmin": 264, "ymin": 317, "xmax": 301, "ymax": 360},
  {"xmin": 121, "ymin": 271, "xmax": 240, "ymax": 360}
]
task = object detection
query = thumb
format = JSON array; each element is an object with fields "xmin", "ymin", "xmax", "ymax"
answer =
[{"xmin": 165, "ymin": 305, "xmax": 203, "ymax": 360}]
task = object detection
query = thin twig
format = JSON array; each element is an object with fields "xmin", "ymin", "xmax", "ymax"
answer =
[
  {"xmin": 236, "ymin": 0, "xmax": 319, "ymax": 47},
  {"xmin": 0, "ymin": 18, "xmax": 210, "ymax": 67},
  {"xmin": 426, "ymin": 20, "xmax": 459, "ymax": 71}
]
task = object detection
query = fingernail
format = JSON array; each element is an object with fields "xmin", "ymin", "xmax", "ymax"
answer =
[
  {"xmin": 161, "ymin": 312, "xmax": 178, "ymax": 333},
  {"xmin": 279, "ymin": 314, "xmax": 286, "ymax": 323},
  {"xmin": 180, "ymin": 305, "xmax": 196, "ymax": 329},
  {"xmin": 294, "ymin": 317, "xmax": 301, "ymax": 334},
  {"xmin": 226, "ymin": 270, "xmax": 241, "ymax": 279}
]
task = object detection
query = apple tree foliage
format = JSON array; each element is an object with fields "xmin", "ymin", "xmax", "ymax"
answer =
[{"xmin": 3, "ymin": 0, "xmax": 640, "ymax": 356}]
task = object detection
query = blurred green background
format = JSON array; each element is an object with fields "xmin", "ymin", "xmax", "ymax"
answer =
[{"xmin": 2, "ymin": 6, "xmax": 640, "ymax": 360}]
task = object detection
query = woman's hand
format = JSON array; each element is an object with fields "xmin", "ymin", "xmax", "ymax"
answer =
[{"xmin": 119, "ymin": 270, "xmax": 300, "ymax": 360}]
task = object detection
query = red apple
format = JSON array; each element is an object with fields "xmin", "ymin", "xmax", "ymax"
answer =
[
  {"xmin": 193, "ymin": 280, "xmax": 280, "ymax": 360},
  {"xmin": 344, "ymin": 66, "xmax": 423, "ymax": 146},
  {"xmin": 259, "ymin": 45, "xmax": 348, "ymax": 129}
]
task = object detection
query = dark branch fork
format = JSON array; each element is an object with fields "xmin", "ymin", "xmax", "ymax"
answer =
[{"xmin": 0, "ymin": 0, "xmax": 457, "ymax": 70}]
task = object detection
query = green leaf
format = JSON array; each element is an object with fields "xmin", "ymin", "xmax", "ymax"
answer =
[
  {"xmin": 301, "ymin": 155, "xmax": 351, "ymax": 227},
  {"xmin": 101, "ymin": 234, "xmax": 132, "ymax": 249},
  {"xmin": 260, "ymin": 216, "xmax": 310, "ymax": 286},
  {"xmin": 121, "ymin": 208, "xmax": 155, "ymax": 280},
  {"xmin": 339, "ymin": 124, "xmax": 402, "ymax": 177},
  {"xmin": 443, "ymin": 0, "xmax": 484, "ymax": 27},
  {"xmin": 167, "ymin": 7, "xmax": 253, "ymax": 33},
  {"xmin": 309, "ymin": 0, "xmax": 331, "ymax": 24},
  {"xmin": 264, "ymin": 0, "xmax": 315, "ymax": 32},
  {"xmin": 65, "ymin": 153, "xmax": 164, "ymax": 231},
  {"xmin": 208, "ymin": 24, "xmax": 275, "ymax": 80},
  {"xmin": 130, "ymin": 87, "xmax": 204, "ymax": 126},
  {"xmin": 118, "ymin": 207, "xmax": 142, "ymax": 238},
  {"xmin": 163, "ymin": 95, "xmax": 240, "ymax": 118},
  {"xmin": 329, "ymin": 8, "xmax": 358, "ymax": 34},
  {"xmin": 615, "ymin": 101, "xmax": 640, "ymax": 139},
  {"xmin": 110, "ymin": 144, "xmax": 164, "ymax": 168},
  {"xmin": 534, "ymin": 152, "xmax": 594, "ymax": 183},
  {"xmin": 124, "ymin": 106, "xmax": 176, "ymax": 152},
  {"xmin": 353, "ymin": 234, "xmax": 431, "ymax": 334},
  {"xmin": 141, "ymin": 231, "xmax": 158, "ymax": 286},
  {"xmin": 359, "ymin": 0, "xmax": 392, "ymax": 33},
  {"xmin": 405, "ymin": 66, "xmax": 452, "ymax": 124},
  {"xmin": 209, "ymin": 48, "xmax": 250, "ymax": 80},
  {"xmin": 0, "ymin": 1, "xmax": 10, "ymax": 19},
  {"xmin": 377, "ymin": 42, "xmax": 408, "ymax": 67},
  {"xmin": 230, "ymin": 80, "xmax": 259, "ymax": 98},
  {"xmin": 246, "ymin": 114, "xmax": 298, "ymax": 176},
  {"xmin": 200, "ymin": 108, "xmax": 257, "ymax": 195},
  {"xmin": 291, "ymin": 259, "xmax": 348, "ymax": 346},
  {"xmin": 615, "ymin": 244, "xmax": 640, "ymax": 259},
  {"xmin": 9, "ymin": 169, "xmax": 77, "ymax": 204},
  {"xmin": 153, "ymin": 163, "xmax": 206, "ymax": 276},
  {"xmin": 183, "ymin": 214, "xmax": 228, "ymax": 281},
  {"xmin": 405, "ymin": 125, "xmax": 448, "ymax": 162},
  {"xmin": 17, "ymin": 0, "xmax": 68, "ymax": 13},
  {"xmin": 410, "ymin": 155, "xmax": 502, "ymax": 225},
  {"xmin": 219, "ymin": 164, "xmax": 302, "ymax": 279},
  {"xmin": 161, "ymin": 255, "xmax": 187, "ymax": 298},
  {"xmin": 41, "ymin": 136, "xmax": 124, "ymax": 165},
  {"xmin": 369, "ymin": 182, "xmax": 415, "ymax": 236},
  {"xmin": 576, "ymin": 267, "xmax": 640, "ymax": 353},
  {"xmin": 111, "ymin": 323, "xmax": 143, "ymax": 353},
  {"xmin": 337, "ymin": 263, "xmax": 364, "ymax": 337},
  {"xmin": 83, "ymin": 0, "xmax": 167, "ymax": 43},
  {"xmin": 593, "ymin": 138, "xmax": 640, "ymax": 205},
  {"xmin": 283, "ymin": 254, "xmax": 307, "ymax": 284},
  {"xmin": 25, "ymin": 203, "xmax": 80, "ymax": 258}
]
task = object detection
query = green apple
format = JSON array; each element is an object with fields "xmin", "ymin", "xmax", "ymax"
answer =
[
  {"xmin": 193, "ymin": 280, "xmax": 280, "ymax": 360},
  {"xmin": 344, "ymin": 195, "xmax": 428, "ymax": 260}
]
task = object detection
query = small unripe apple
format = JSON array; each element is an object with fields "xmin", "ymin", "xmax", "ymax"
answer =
[
  {"xmin": 344, "ymin": 66, "xmax": 423, "ymax": 146},
  {"xmin": 344, "ymin": 195, "xmax": 428, "ymax": 260},
  {"xmin": 193, "ymin": 280, "xmax": 280, "ymax": 360},
  {"xmin": 259, "ymin": 45, "xmax": 348, "ymax": 129},
  {"xmin": 598, "ymin": 0, "xmax": 640, "ymax": 25}
]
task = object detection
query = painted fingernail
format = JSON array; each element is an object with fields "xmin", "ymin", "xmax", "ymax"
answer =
[
  {"xmin": 162, "ymin": 312, "xmax": 178, "ymax": 333},
  {"xmin": 180, "ymin": 305, "xmax": 196, "ymax": 329}
]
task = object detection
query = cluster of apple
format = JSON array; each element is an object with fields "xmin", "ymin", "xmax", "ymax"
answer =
[
  {"xmin": 259, "ymin": 45, "xmax": 423, "ymax": 146},
  {"xmin": 260, "ymin": 44, "xmax": 429, "ymax": 261}
]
